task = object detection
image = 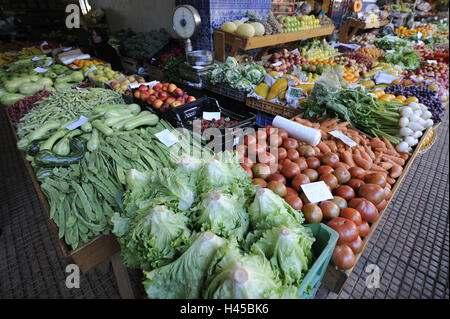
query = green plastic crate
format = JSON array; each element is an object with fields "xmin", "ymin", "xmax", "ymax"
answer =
[{"xmin": 298, "ymin": 223, "xmax": 339, "ymax": 298}]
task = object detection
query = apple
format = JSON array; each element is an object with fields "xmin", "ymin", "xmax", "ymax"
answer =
[
  {"xmin": 158, "ymin": 91, "xmax": 169, "ymax": 101},
  {"xmin": 148, "ymin": 89, "xmax": 155, "ymax": 95},
  {"xmin": 162, "ymin": 83, "xmax": 169, "ymax": 91},
  {"xmin": 172, "ymin": 101, "xmax": 182, "ymax": 107},
  {"xmin": 172, "ymin": 88, "xmax": 184, "ymax": 98},
  {"xmin": 134, "ymin": 90, "xmax": 141, "ymax": 99},
  {"xmin": 186, "ymin": 96, "xmax": 196, "ymax": 103},
  {"xmin": 153, "ymin": 99, "xmax": 163, "ymax": 109},
  {"xmin": 139, "ymin": 85, "xmax": 148, "ymax": 92},
  {"xmin": 160, "ymin": 102, "xmax": 170, "ymax": 112},
  {"xmin": 124, "ymin": 89, "xmax": 131, "ymax": 95},
  {"xmin": 168, "ymin": 83, "xmax": 177, "ymax": 94},
  {"xmin": 166, "ymin": 96, "xmax": 176, "ymax": 105},
  {"xmin": 153, "ymin": 83, "xmax": 163, "ymax": 91},
  {"xmin": 147, "ymin": 95, "xmax": 157, "ymax": 105},
  {"xmin": 141, "ymin": 91, "xmax": 150, "ymax": 101}
]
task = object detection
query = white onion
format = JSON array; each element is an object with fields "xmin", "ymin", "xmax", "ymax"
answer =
[
  {"xmin": 396, "ymin": 141, "xmax": 409, "ymax": 153},
  {"xmin": 413, "ymin": 110, "xmax": 423, "ymax": 117},
  {"xmin": 409, "ymin": 102, "xmax": 420, "ymax": 110},
  {"xmin": 408, "ymin": 122, "xmax": 425, "ymax": 131},
  {"xmin": 405, "ymin": 136, "xmax": 415, "ymax": 146},
  {"xmin": 409, "ymin": 114, "xmax": 421, "ymax": 123},
  {"xmin": 425, "ymin": 119, "xmax": 434, "ymax": 128},
  {"xmin": 399, "ymin": 127, "xmax": 413, "ymax": 136},
  {"xmin": 423, "ymin": 111, "xmax": 432, "ymax": 119},
  {"xmin": 413, "ymin": 131, "xmax": 423, "ymax": 139},
  {"xmin": 401, "ymin": 107, "xmax": 413, "ymax": 117},
  {"xmin": 399, "ymin": 117, "xmax": 409, "ymax": 127}
]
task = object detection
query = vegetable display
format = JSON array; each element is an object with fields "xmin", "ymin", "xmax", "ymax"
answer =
[{"xmin": 120, "ymin": 29, "xmax": 171, "ymax": 61}]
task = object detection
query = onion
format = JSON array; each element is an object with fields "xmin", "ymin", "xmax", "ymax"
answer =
[
  {"xmin": 399, "ymin": 117, "xmax": 409, "ymax": 128},
  {"xmin": 396, "ymin": 141, "xmax": 409, "ymax": 153},
  {"xmin": 413, "ymin": 131, "xmax": 423, "ymax": 139},
  {"xmin": 399, "ymin": 127, "xmax": 413, "ymax": 137}
]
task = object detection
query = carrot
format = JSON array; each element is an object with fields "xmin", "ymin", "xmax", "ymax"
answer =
[
  {"xmin": 324, "ymin": 140, "xmax": 337, "ymax": 152},
  {"xmin": 311, "ymin": 122, "xmax": 321, "ymax": 129},
  {"xmin": 379, "ymin": 162, "xmax": 393, "ymax": 170},
  {"xmin": 390, "ymin": 165, "xmax": 403, "ymax": 178},
  {"xmin": 320, "ymin": 118, "xmax": 339, "ymax": 129},
  {"xmin": 399, "ymin": 153, "xmax": 409, "ymax": 161},
  {"xmin": 371, "ymin": 163, "xmax": 388, "ymax": 172},
  {"xmin": 375, "ymin": 148, "xmax": 398, "ymax": 156},
  {"xmin": 295, "ymin": 118, "xmax": 312, "ymax": 126},
  {"xmin": 382, "ymin": 136, "xmax": 400, "ymax": 157},
  {"xmin": 386, "ymin": 177, "xmax": 396, "ymax": 185},
  {"xmin": 363, "ymin": 143, "xmax": 375, "ymax": 160},
  {"xmin": 382, "ymin": 154, "xmax": 405, "ymax": 166},
  {"xmin": 367, "ymin": 170, "xmax": 388, "ymax": 177},
  {"xmin": 341, "ymin": 150, "xmax": 356, "ymax": 167},
  {"xmin": 370, "ymin": 137, "xmax": 385, "ymax": 149},
  {"xmin": 358, "ymin": 145, "xmax": 373, "ymax": 163},
  {"xmin": 353, "ymin": 150, "xmax": 372, "ymax": 170},
  {"xmin": 335, "ymin": 162, "xmax": 351, "ymax": 169},
  {"xmin": 374, "ymin": 151, "xmax": 383, "ymax": 164},
  {"xmin": 317, "ymin": 141, "xmax": 331, "ymax": 153},
  {"xmin": 337, "ymin": 121, "xmax": 350, "ymax": 128}
]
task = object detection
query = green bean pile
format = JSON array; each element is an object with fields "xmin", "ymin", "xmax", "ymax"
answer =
[{"xmin": 17, "ymin": 88, "xmax": 124, "ymax": 138}]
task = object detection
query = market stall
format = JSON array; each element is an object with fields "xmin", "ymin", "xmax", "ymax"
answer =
[{"xmin": 0, "ymin": 0, "xmax": 448, "ymax": 300}]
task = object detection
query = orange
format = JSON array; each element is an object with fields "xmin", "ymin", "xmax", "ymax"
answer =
[
  {"xmin": 405, "ymin": 97, "xmax": 419, "ymax": 103},
  {"xmin": 395, "ymin": 95, "xmax": 407, "ymax": 102}
]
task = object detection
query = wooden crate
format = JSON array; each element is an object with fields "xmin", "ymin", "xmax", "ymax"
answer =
[
  {"xmin": 288, "ymin": 114, "xmax": 432, "ymax": 293},
  {"xmin": 246, "ymin": 97, "xmax": 304, "ymax": 119},
  {"xmin": 214, "ymin": 25, "xmax": 335, "ymax": 62},
  {"xmin": 4, "ymin": 110, "xmax": 120, "ymax": 273},
  {"xmin": 146, "ymin": 64, "xmax": 165, "ymax": 81}
]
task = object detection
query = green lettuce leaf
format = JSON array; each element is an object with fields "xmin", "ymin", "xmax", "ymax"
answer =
[{"xmin": 242, "ymin": 62, "xmax": 266, "ymax": 85}]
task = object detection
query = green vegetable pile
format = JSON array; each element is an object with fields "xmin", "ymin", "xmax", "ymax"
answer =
[
  {"xmin": 112, "ymin": 151, "xmax": 315, "ymax": 299},
  {"xmin": 382, "ymin": 47, "xmax": 420, "ymax": 71},
  {"xmin": 373, "ymin": 36, "xmax": 412, "ymax": 52},
  {"xmin": 163, "ymin": 56, "xmax": 185, "ymax": 83},
  {"xmin": 120, "ymin": 29, "xmax": 171, "ymax": 61},
  {"xmin": 207, "ymin": 57, "xmax": 266, "ymax": 90},
  {"xmin": 302, "ymin": 82, "xmax": 402, "ymax": 143}
]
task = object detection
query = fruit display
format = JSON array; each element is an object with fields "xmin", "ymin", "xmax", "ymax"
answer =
[
  {"xmin": 370, "ymin": 89, "xmax": 413, "ymax": 104},
  {"xmin": 395, "ymin": 25, "xmax": 435, "ymax": 39},
  {"xmin": 187, "ymin": 116, "xmax": 240, "ymax": 130},
  {"xmin": 280, "ymin": 15, "xmax": 320, "ymax": 33},
  {"xmin": 68, "ymin": 58, "xmax": 105, "ymax": 69},
  {"xmin": 109, "ymin": 75, "xmax": 146, "ymax": 95},
  {"xmin": 263, "ymin": 49, "xmax": 308, "ymax": 74},
  {"xmin": 342, "ymin": 67, "xmax": 360, "ymax": 84},
  {"xmin": 334, "ymin": 54, "xmax": 369, "ymax": 75},
  {"xmin": 351, "ymin": 32, "xmax": 377, "ymax": 46},
  {"xmin": 220, "ymin": 11, "xmax": 287, "ymax": 38},
  {"xmin": 299, "ymin": 39, "xmax": 339, "ymax": 61},
  {"xmin": 355, "ymin": 46, "xmax": 384, "ymax": 61},
  {"xmin": 86, "ymin": 65, "xmax": 123, "ymax": 84},
  {"xmin": 297, "ymin": 62, "xmax": 339, "ymax": 83},
  {"xmin": 134, "ymin": 82, "xmax": 196, "ymax": 113}
]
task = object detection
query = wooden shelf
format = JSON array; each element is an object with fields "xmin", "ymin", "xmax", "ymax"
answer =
[
  {"xmin": 338, "ymin": 19, "xmax": 390, "ymax": 43},
  {"xmin": 214, "ymin": 25, "xmax": 335, "ymax": 62}
]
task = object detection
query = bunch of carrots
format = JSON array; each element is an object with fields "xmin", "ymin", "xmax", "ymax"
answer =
[{"xmin": 294, "ymin": 117, "xmax": 409, "ymax": 182}]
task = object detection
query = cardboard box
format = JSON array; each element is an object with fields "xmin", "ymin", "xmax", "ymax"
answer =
[{"xmin": 56, "ymin": 48, "xmax": 84, "ymax": 65}]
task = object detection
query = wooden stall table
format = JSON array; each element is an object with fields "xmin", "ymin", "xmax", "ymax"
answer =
[{"xmin": 338, "ymin": 19, "xmax": 389, "ymax": 44}]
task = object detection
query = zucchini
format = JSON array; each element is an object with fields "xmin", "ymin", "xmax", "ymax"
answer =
[
  {"xmin": 66, "ymin": 129, "xmax": 83, "ymax": 139},
  {"xmin": 127, "ymin": 103, "xmax": 141, "ymax": 114},
  {"xmin": 104, "ymin": 113, "xmax": 134, "ymax": 127},
  {"xmin": 34, "ymin": 138, "xmax": 86, "ymax": 167},
  {"xmin": 40, "ymin": 130, "xmax": 67, "ymax": 151},
  {"xmin": 81, "ymin": 121, "xmax": 92, "ymax": 133},
  {"xmin": 28, "ymin": 120, "xmax": 60, "ymax": 142},
  {"xmin": 53, "ymin": 137, "xmax": 70, "ymax": 155},
  {"xmin": 124, "ymin": 113, "xmax": 159, "ymax": 130},
  {"xmin": 87, "ymin": 128, "xmax": 100, "ymax": 152},
  {"xmin": 104, "ymin": 108, "xmax": 134, "ymax": 118},
  {"xmin": 92, "ymin": 120, "xmax": 113, "ymax": 136},
  {"xmin": 36, "ymin": 168, "xmax": 54, "ymax": 181},
  {"xmin": 27, "ymin": 140, "xmax": 41, "ymax": 156}
]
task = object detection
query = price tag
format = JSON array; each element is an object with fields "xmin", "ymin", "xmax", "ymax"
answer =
[
  {"xmin": 264, "ymin": 74, "xmax": 276, "ymax": 87},
  {"xmin": 427, "ymin": 60, "xmax": 437, "ymax": 64},
  {"xmin": 329, "ymin": 130, "xmax": 357, "ymax": 147},
  {"xmin": 301, "ymin": 181, "xmax": 334, "ymax": 204},
  {"xmin": 33, "ymin": 67, "xmax": 48, "ymax": 73},
  {"xmin": 66, "ymin": 116, "xmax": 88, "ymax": 130},
  {"xmin": 290, "ymin": 48, "xmax": 299, "ymax": 54},
  {"xmin": 85, "ymin": 65, "xmax": 97, "ymax": 76},
  {"xmin": 271, "ymin": 61, "xmax": 282, "ymax": 67},
  {"xmin": 203, "ymin": 112, "xmax": 221, "ymax": 121},
  {"xmin": 127, "ymin": 82, "xmax": 141, "ymax": 89},
  {"xmin": 417, "ymin": 32, "xmax": 423, "ymax": 40},
  {"xmin": 62, "ymin": 47, "xmax": 73, "ymax": 52},
  {"xmin": 32, "ymin": 56, "xmax": 42, "ymax": 61},
  {"xmin": 155, "ymin": 129, "xmax": 179, "ymax": 147},
  {"xmin": 58, "ymin": 74, "xmax": 66, "ymax": 78},
  {"xmin": 40, "ymin": 41, "xmax": 48, "ymax": 48},
  {"xmin": 44, "ymin": 61, "xmax": 53, "ymax": 67}
]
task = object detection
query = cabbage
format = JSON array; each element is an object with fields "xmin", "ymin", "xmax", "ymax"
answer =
[
  {"xmin": 203, "ymin": 245, "xmax": 294, "ymax": 298},
  {"xmin": 195, "ymin": 191, "xmax": 249, "ymax": 240},
  {"xmin": 207, "ymin": 66, "xmax": 224, "ymax": 84},
  {"xmin": 242, "ymin": 63, "xmax": 266, "ymax": 85},
  {"xmin": 178, "ymin": 156, "xmax": 203, "ymax": 186},
  {"xmin": 233, "ymin": 78, "xmax": 252, "ymax": 90},
  {"xmin": 224, "ymin": 56, "xmax": 239, "ymax": 70},
  {"xmin": 223, "ymin": 67, "xmax": 243, "ymax": 85},
  {"xmin": 251, "ymin": 225, "xmax": 315, "ymax": 286},
  {"xmin": 143, "ymin": 231, "xmax": 226, "ymax": 299},
  {"xmin": 248, "ymin": 188, "xmax": 304, "ymax": 230}
]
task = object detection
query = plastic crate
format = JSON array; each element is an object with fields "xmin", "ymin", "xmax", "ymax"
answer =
[
  {"xmin": 256, "ymin": 111, "xmax": 275, "ymax": 127},
  {"xmin": 246, "ymin": 97, "xmax": 304, "ymax": 118},
  {"xmin": 163, "ymin": 97, "xmax": 256, "ymax": 152},
  {"xmin": 202, "ymin": 76, "xmax": 248, "ymax": 102},
  {"xmin": 298, "ymin": 223, "xmax": 339, "ymax": 298}
]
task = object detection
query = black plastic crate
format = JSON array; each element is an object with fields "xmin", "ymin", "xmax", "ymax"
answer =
[
  {"xmin": 163, "ymin": 97, "xmax": 256, "ymax": 152},
  {"xmin": 201, "ymin": 76, "xmax": 248, "ymax": 102}
]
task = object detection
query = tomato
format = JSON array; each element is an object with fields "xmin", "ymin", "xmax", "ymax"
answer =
[
  {"xmin": 291, "ymin": 174, "xmax": 311, "ymax": 191},
  {"xmin": 280, "ymin": 158, "xmax": 291, "ymax": 166},
  {"xmin": 244, "ymin": 167, "xmax": 253, "ymax": 178},
  {"xmin": 348, "ymin": 236, "xmax": 363, "ymax": 254},
  {"xmin": 332, "ymin": 196, "xmax": 348, "ymax": 211},
  {"xmin": 298, "ymin": 145, "xmax": 316, "ymax": 158},
  {"xmin": 347, "ymin": 178, "xmax": 365, "ymax": 192},
  {"xmin": 384, "ymin": 186, "xmax": 392, "ymax": 201},
  {"xmin": 269, "ymin": 134, "xmax": 283, "ymax": 147},
  {"xmin": 332, "ymin": 244, "xmax": 356, "ymax": 270},
  {"xmin": 317, "ymin": 165, "xmax": 334, "ymax": 176},
  {"xmin": 278, "ymin": 147, "xmax": 287, "ymax": 161},
  {"xmin": 267, "ymin": 181, "xmax": 287, "ymax": 197},
  {"xmin": 376, "ymin": 199, "xmax": 387, "ymax": 211},
  {"xmin": 240, "ymin": 157, "xmax": 254, "ymax": 169},
  {"xmin": 267, "ymin": 173, "xmax": 286, "ymax": 185},
  {"xmin": 357, "ymin": 221, "xmax": 370, "ymax": 237},
  {"xmin": 284, "ymin": 194, "xmax": 303, "ymax": 210},
  {"xmin": 364, "ymin": 173, "xmax": 386, "ymax": 188},
  {"xmin": 333, "ymin": 167, "xmax": 351, "ymax": 184},
  {"xmin": 349, "ymin": 166, "xmax": 366, "ymax": 179},
  {"xmin": 334, "ymin": 185, "xmax": 355, "ymax": 200},
  {"xmin": 349, "ymin": 198, "xmax": 379, "ymax": 223},
  {"xmin": 283, "ymin": 138, "xmax": 299, "ymax": 150},
  {"xmin": 264, "ymin": 125, "xmax": 277, "ymax": 136},
  {"xmin": 327, "ymin": 217, "xmax": 359, "ymax": 244},
  {"xmin": 252, "ymin": 178, "xmax": 267, "ymax": 187},
  {"xmin": 300, "ymin": 192, "xmax": 311, "ymax": 205},
  {"xmin": 306, "ymin": 157, "xmax": 320, "ymax": 169},
  {"xmin": 285, "ymin": 186, "xmax": 298, "ymax": 198},
  {"xmin": 277, "ymin": 129, "xmax": 288, "ymax": 139},
  {"xmin": 255, "ymin": 130, "xmax": 267, "ymax": 143},
  {"xmin": 319, "ymin": 201, "xmax": 340, "ymax": 219},
  {"xmin": 320, "ymin": 173, "xmax": 339, "ymax": 190},
  {"xmin": 281, "ymin": 162, "xmax": 300, "ymax": 179},
  {"xmin": 244, "ymin": 135, "xmax": 256, "ymax": 146},
  {"xmin": 259, "ymin": 151, "xmax": 276, "ymax": 166},
  {"xmin": 303, "ymin": 204, "xmax": 323, "ymax": 224},
  {"xmin": 303, "ymin": 169, "xmax": 318, "ymax": 182},
  {"xmin": 252, "ymin": 163, "xmax": 271, "ymax": 179},
  {"xmin": 358, "ymin": 184, "xmax": 385, "ymax": 205},
  {"xmin": 287, "ymin": 149, "xmax": 300, "ymax": 161},
  {"xmin": 321, "ymin": 152, "xmax": 340, "ymax": 167},
  {"xmin": 340, "ymin": 208, "xmax": 362, "ymax": 226},
  {"xmin": 294, "ymin": 157, "xmax": 308, "ymax": 171}
]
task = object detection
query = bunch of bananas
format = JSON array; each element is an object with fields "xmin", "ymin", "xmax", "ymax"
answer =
[
  {"xmin": 20, "ymin": 46, "xmax": 42, "ymax": 56},
  {"xmin": 0, "ymin": 52, "xmax": 19, "ymax": 65}
]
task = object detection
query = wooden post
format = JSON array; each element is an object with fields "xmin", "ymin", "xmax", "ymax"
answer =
[
  {"xmin": 111, "ymin": 252, "xmax": 135, "ymax": 299},
  {"xmin": 229, "ymin": 37, "xmax": 242, "ymax": 58},
  {"xmin": 213, "ymin": 30, "xmax": 226, "ymax": 62}
]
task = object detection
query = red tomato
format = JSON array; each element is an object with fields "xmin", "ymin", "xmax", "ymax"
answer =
[
  {"xmin": 285, "ymin": 186, "xmax": 298, "ymax": 198},
  {"xmin": 294, "ymin": 157, "xmax": 308, "ymax": 171},
  {"xmin": 349, "ymin": 198, "xmax": 379, "ymax": 223},
  {"xmin": 340, "ymin": 208, "xmax": 362, "ymax": 226},
  {"xmin": 287, "ymin": 149, "xmax": 300, "ymax": 161},
  {"xmin": 291, "ymin": 174, "xmax": 311, "ymax": 191},
  {"xmin": 281, "ymin": 162, "xmax": 300, "ymax": 179},
  {"xmin": 268, "ymin": 134, "xmax": 283, "ymax": 147},
  {"xmin": 347, "ymin": 179, "xmax": 365, "ymax": 192},
  {"xmin": 255, "ymin": 130, "xmax": 267, "ymax": 143},
  {"xmin": 306, "ymin": 157, "xmax": 320, "ymax": 169},
  {"xmin": 319, "ymin": 201, "xmax": 340, "ymax": 219},
  {"xmin": 334, "ymin": 185, "xmax": 356, "ymax": 200},
  {"xmin": 267, "ymin": 173, "xmax": 286, "ymax": 185},
  {"xmin": 348, "ymin": 236, "xmax": 363, "ymax": 254},
  {"xmin": 278, "ymin": 147, "xmax": 288, "ymax": 161},
  {"xmin": 332, "ymin": 244, "xmax": 356, "ymax": 270},
  {"xmin": 317, "ymin": 165, "xmax": 334, "ymax": 176},
  {"xmin": 357, "ymin": 221, "xmax": 370, "ymax": 237},
  {"xmin": 321, "ymin": 152, "xmax": 340, "ymax": 168},
  {"xmin": 349, "ymin": 166, "xmax": 366, "ymax": 179},
  {"xmin": 327, "ymin": 217, "xmax": 359, "ymax": 244},
  {"xmin": 244, "ymin": 135, "xmax": 256, "ymax": 146},
  {"xmin": 320, "ymin": 173, "xmax": 339, "ymax": 190},
  {"xmin": 284, "ymin": 194, "xmax": 303, "ymax": 210},
  {"xmin": 252, "ymin": 178, "xmax": 267, "ymax": 188}
]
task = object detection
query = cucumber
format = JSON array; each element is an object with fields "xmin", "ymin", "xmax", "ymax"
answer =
[
  {"xmin": 36, "ymin": 168, "xmax": 54, "ymax": 181},
  {"xmin": 28, "ymin": 120, "xmax": 60, "ymax": 142},
  {"xmin": 87, "ymin": 128, "xmax": 100, "ymax": 152},
  {"xmin": 66, "ymin": 129, "xmax": 83, "ymax": 139},
  {"xmin": 53, "ymin": 137, "xmax": 70, "ymax": 155},
  {"xmin": 81, "ymin": 121, "xmax": 92, "ymax": 133},
  {"xmin": 40, "ymin": 130, "xmax": 67, "ymax": 151},
  {"xmin": 104, "ymin": 113, "xmax": 134, "ymax": 127},
  {"xmin": 124, "ymin": 113, "xmax": 159, "ymax": 130},
  {"xmin": 92, "ymin": 120, "xmax": 113, "ymax": 136}
]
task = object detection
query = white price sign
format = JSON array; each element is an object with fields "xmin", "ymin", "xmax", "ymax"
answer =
[
  {"xmin": 34, "ymin": 67, "xmax": 48, "ymax": 73},
  {"xmin": 202, "ymin": 112, "xmax": 221, "ymax": 121},
  {"xmin": 329, "ymin": 130, "xmax": 357, "ymax": 147},
  {"xmin": 32, "ymin": 56, "xmax": 42, "ymax": 61},
  {"xmin": 66, "ymin": 116, "xmax": 88, "ymax": 130},
  {"xmin": 155, "ymin": 129, "xmax": 179, "ymax": 147},
  {"xmin": 44, "ymin": 61, "xmax": 53, "ymax": 67},
  {"xmin": 301, "ymin": 181, "xmax": 334, "ymax": 204}
]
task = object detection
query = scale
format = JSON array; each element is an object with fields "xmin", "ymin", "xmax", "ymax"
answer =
[{"xmin": 172, "ymin": 4, "xmax": 214, "ymax": 84}]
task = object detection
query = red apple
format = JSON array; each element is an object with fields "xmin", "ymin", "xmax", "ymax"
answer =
[
  {"xmin": 166, "ymin": 96, "xmax": 176, "ymax": 105},
  {"xmin": 172, "ymin": 88, "xmax": 184, "ymax": 98},
  {"xmin": 158, "ymin": 91, "xmax": 169, "ymax": 101},
  {"xmin": 153, "ymin": 83, "xmax": 163, "ymax": 91},
  {"xmin": 153, "ymin": 99, "xmax": 163, "ymax": 109},
  {"xmin": 134, "ymin": 90, "xmax": 141, "ymax": 99},
  {"xmin": 148, "ymin": 89, "xmax": 155, "ymax": 95},
  {"xmin": 147, "ymin": 95, "xmax": 157, "ymax": 105},
  {"xmin": 168, "ymin": 83, "xmax": 177, "ymax": 94},
  {"xmin": 172, "ymin": 101, "xmax": 182, "ymax": 107},
  {"xmin": 162, "ymin": 83, "xmax": 169, "ymax": 91},
  {"xmin": 187, "ymin": 96, "xmax": 196, "ymax": 103},
  {"xmin": 139, "ymin": 85, "xmax": 148, "ymax": 92},
  {"xmin": 160, "ymin": 102, "xmax": 170, "ymax": 112}
]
